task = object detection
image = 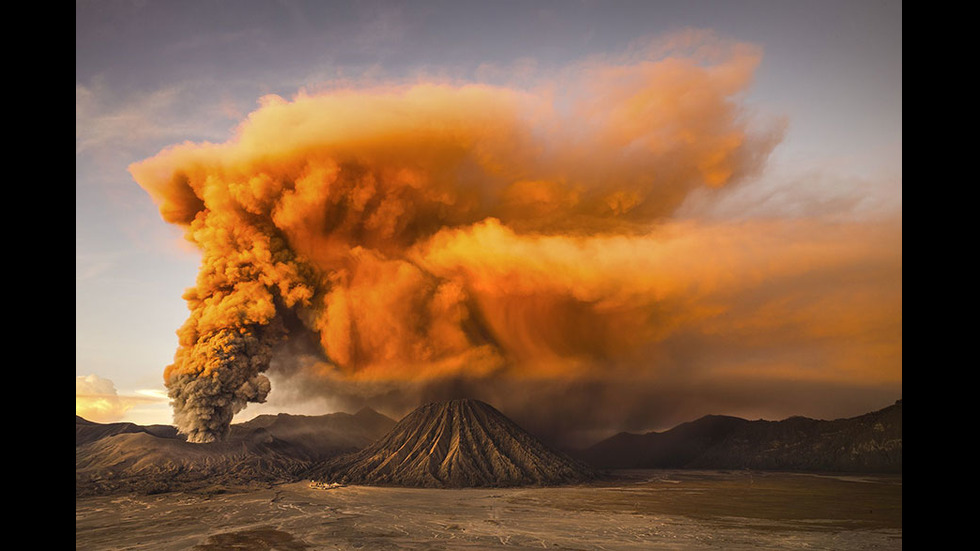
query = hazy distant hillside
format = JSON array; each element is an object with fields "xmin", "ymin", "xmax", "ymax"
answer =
[
  {"xmin": 579, "ymin": 400, "xmax": 902, "ymax": 473},
  {"xmin": 76, "ymin": 416, "xmax": 178, "ymax": 446},
  {"xmin": 75, "ymin": 408, "xmax": 396, "ymax": 496},
  {"xmin": 313, "ymin": 399, "xmax": 596, "ymax": 488},
  {"xmin": 227, "ymin": 407, "xmax": 397, "ymax": 460}
]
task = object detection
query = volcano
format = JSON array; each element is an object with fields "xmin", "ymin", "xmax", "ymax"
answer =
[{"xmin": 311, "ymin": 399, "xmax": 596, "ymax": 488}]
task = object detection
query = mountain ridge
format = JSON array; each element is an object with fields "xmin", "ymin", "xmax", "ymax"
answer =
[
  {"xmin": 578, "ymin": 400, "xmax": 902, "ymax": 472},
  {"xmin": 76, "ymin": 407, "xmax": 396, "ymax": 496},
  {"xmin": 76, "ymin": 399, "xmax": 902, "ymax": 496}
]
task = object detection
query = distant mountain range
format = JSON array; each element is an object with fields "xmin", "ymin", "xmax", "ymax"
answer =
[
  {"xmin": 576, "ymin": 400, "xmax": 902, "ymax": 473},
  {"xmin": 311, "ymin": 399, "xmax": 595, "ymax": 488},
  {"xmin": 76, "ymin": 399, "xmax": 901, "ymax": 496}
]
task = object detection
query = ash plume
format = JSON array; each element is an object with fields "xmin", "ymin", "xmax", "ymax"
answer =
[{"xmin": 130, "ymin": 34, "xmax": 900, "ymax": 443}]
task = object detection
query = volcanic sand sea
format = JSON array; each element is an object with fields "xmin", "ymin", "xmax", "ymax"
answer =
[{"xmin": 75, "ymin": 470, "xmax": 902, "ymax": 550}]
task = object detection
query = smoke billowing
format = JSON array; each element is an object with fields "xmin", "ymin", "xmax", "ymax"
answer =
[{"xmin": 130, "ymin": 35, "xmax": 901, "ymax": 445}]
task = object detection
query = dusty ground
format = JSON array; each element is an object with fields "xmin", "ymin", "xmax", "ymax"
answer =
[{"xmin": 75, "ymin": 470, "xmax": 902, "ymax": 550}]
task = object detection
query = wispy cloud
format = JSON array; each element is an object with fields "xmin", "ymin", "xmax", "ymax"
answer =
[
  {"xmin": 75, "ymin": 78, "xmax": 237, "ymax": 160},
  {"xmin": 76, "ymin": 81, "xmax": 182, "ymax": 155}
]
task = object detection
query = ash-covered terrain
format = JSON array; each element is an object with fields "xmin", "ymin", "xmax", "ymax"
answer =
[
  {"xmin": 76, "ymin": 471, "xmax": 903, "ymax": 551},
  {"xmin": 76, "ymin": 399, "xmax": 903, "ymax": 549}
]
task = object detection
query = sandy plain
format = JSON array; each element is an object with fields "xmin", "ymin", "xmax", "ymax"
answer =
[{"xmin": 75, "ymin": 470, "xmax": 901, "ymax": 550}]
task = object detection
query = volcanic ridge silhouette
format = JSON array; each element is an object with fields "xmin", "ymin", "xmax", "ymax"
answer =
[{"xmin": 312, "ymin": 399, "xmax": 596, "ymax": 488}]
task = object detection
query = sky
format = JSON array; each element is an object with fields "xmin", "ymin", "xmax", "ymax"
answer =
[{"xmin": 76, "ymin": 0, "xmax": 901, "ymax": 445}]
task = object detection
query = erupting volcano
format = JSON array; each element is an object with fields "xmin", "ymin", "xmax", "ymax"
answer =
[{"xmin": 127, "ymin": 32, "xmax": 900, "ymax": 447}]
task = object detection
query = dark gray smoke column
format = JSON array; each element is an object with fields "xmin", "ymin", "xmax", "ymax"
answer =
[{"xmin": 155, "ymin": 200, "xmax": 316, "ymax": 443}]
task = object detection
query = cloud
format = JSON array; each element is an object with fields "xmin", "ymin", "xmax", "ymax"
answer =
[
  {"xmin": 76, "ymin": 374, "xmax": 131, "ymax": 423},
  {"xmin": 76, "ymin": 374, "xmax": 169, "ymax": 424},
  {"xmin": 76, "ymin": 81, "xmax": 184, "ymax": 156},
  {"xmin": 75, "ymin": 77, "xmax": 246, "ymax": 165}
]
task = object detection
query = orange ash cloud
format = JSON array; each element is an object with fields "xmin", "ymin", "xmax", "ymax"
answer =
[
  {"xmin": 415, "ymin": 217, "xmax": 901, "ymax": 382},
  {"xmin": 128, "ymin": 37, "xmax": 898, "ymax": 442}
]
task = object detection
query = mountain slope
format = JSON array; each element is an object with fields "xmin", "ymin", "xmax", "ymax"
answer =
[
  {"xmin": 76, "ymin": 416, "xmax": 178, "ymax": 446},
  {"xmin": 75, "ymin": 408, "xmax": 396, "ymax": 496},
  {"xmin": 227, "ymin": 407, "xmax": 397, "ymax": 460},
  {"xmin": 312, "ymin": 399, "xmax": 596, "ymax": 488},
  {"xmin": 579, "ymin": 400, "xmax": 902, "ymax": 473}
]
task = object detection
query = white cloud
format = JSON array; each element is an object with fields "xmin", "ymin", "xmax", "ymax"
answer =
[{"xmin": 76, "ymin": 374, "xmax": 169, "ymax": 423}]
